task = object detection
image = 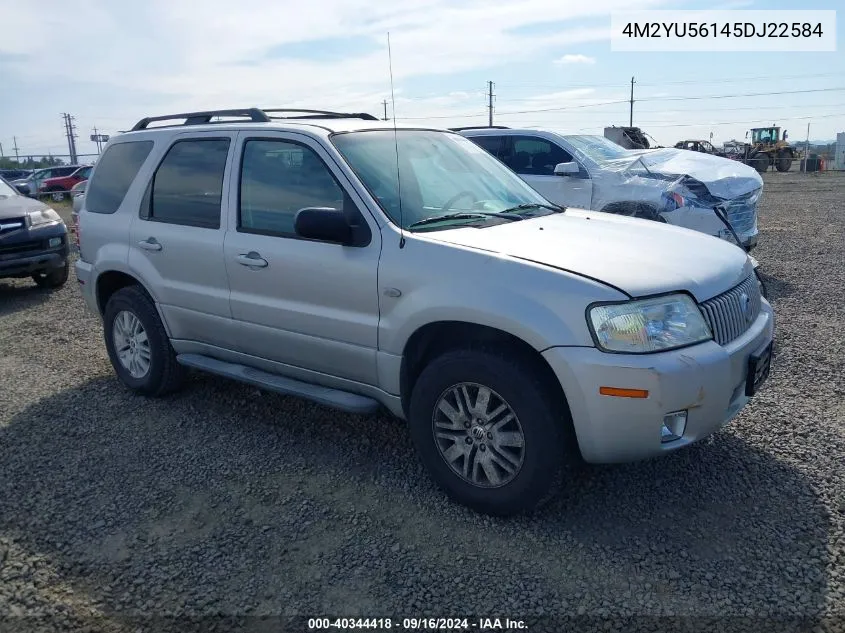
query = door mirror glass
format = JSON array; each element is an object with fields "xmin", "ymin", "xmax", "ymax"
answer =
[
  {"xmin": 295, "ymin": 207, "xmax": 353, "ymax": 245},
  {"xmin": 553, "ymin": 161, "xmax": 579, "ymax": 176}
]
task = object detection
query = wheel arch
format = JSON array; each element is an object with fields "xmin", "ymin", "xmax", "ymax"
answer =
[
  {"xmin": 399, "ymin": 320, "xmax": 572, "ymax": 424},
  {"xmin": 94, "ymin": 269, "xmax": 172, "ymax": 338}
]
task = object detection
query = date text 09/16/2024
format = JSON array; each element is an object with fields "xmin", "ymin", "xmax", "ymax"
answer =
[{"xmin": 307, "ymin": 618, "xmax": 528, "ymax": 630}]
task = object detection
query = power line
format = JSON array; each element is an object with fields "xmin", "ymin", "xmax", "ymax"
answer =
[
  {"xmin": 495, "ymin": 71, "xmax": 844, "ymax": 92},
  {"xmin": 639, "ymin": 86, "xmax": 845, "ymax": 103},
  {"xmin": 642, "ymin": 111, "xmax": 845, "ymax": 128},
  {"xmin": 400, "ymin": 86, "xmax": 845, "ymax": 120}
]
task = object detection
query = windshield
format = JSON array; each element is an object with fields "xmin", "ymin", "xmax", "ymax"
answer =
[
  {"xmin": 331, "ymin": 130, "xmax": 551, "ymax": 230},
  {"xmin": 562, "ymin": 135, "xmax": 633, "ymax": 163},
  {"xmin": 0, "ymin": 178, "xmax": 17, "ymax": 197}
]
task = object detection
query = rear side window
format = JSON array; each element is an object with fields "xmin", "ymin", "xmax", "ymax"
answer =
[
  {"xmin": 148, "ymin": 139, "xmax": 230, "ymax": 229},
  {"xmin": 86, "ymin": 141, "xmax": 154, "ymax": 214}
]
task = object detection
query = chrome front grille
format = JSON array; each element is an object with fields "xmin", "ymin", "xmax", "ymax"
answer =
[
  {"xmin": 700, "ymin": 274, "xmax": 762, "ymax": 346},
  {"xmin": 0, "ymin": 217, "xmax": 26, "ymax": 235},
  {"xmin": 723, "ymin": 190, "xmax": 759, "ymax": 235}
]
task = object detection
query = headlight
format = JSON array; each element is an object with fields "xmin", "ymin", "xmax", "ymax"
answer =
[
  {"xmin": 588, "ymin": 294, "xmax": 712, "ymax": 353},
  {"xmin": 27, "ymin": 208, "xmax": 63, "ymax": 227}
]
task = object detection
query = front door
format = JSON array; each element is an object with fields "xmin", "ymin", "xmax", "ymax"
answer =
[
  {"xmin": 505, "ymin": 135, "xmax": 593, "ymax": 210},
  {"xmin": 223, "ymin": 132, "xmax": 381, "ymax": 386}
]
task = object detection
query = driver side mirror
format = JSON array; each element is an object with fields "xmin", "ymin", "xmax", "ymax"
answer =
[
  {"xmin": 783, "ymin": 131, "xmax": 788, "ymax": 139},
  {"xmin": 14, "ymin": 184, "xmax": 30, "ymax": 195},
  {"xmin": 553, "ymin": 161, "xmax": 579, "ymax": 176},
  {"xmin": 294, "ymin": 207, "xmax": 354, "ymax": 245}
]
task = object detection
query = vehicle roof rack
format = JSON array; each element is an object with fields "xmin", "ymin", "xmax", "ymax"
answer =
[
  {"xmin": 449, "ymin": 125, "xmax": 510, "ymax": 131},
  {"xmin": 263, "ymin": 108, "xmax": 380, "ymax": 121},
  {"xmin": 130, "ymin": 107, "xmax": 379, "ymax": 131},
  {"xmin": 131, "ymin": 108, "xmax": 271, "ymax": 131}
]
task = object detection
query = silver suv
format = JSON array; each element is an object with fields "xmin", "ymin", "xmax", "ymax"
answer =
[{"xmin": 75, "ymin": 108, "xmax": 774, "ymax": 516}]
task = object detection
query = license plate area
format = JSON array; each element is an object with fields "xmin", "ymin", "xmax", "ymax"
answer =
[{"xmin": 745, "ymin": 341, "xmax": 773, "ymax": 397}]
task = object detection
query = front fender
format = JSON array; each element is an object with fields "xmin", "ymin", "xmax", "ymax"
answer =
[{"xmin": 377, "ymin": 237, "xmax": 626, "ymax": 356}]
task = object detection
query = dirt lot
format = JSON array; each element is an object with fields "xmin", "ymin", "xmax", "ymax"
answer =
[{"xmin": 1, "ymin": 171, "xmax": 844, "ymax": 633}]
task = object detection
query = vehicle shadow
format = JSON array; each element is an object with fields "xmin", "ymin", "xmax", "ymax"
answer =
[
  {"xmin": 756, "ymin": 269, "xmax": 797, "ymax": 302},
  {"xmin": 0, "ymin": 279, "xmax": 54, "ymax": 317},
  {"xmin": 0, "ymin": 374, "xmax": 832, "ymax": 631}
]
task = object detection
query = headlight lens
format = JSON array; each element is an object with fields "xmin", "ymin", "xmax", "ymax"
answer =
[
  {"xmin": 588, "ymin": 294, "xmax": 712, "ymax": 353},
  {"xmin": 27, "ymin": 208, "xmax": 62, "ymax": 226}
]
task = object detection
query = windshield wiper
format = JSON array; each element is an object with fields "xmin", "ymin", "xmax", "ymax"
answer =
[
  {"xmin": 407, "ymin": 211, "xmax": 523, "ymax": 230},
  {"xmin": 499, "ymin": 202, "xmax": 566, "ymax": 215}
]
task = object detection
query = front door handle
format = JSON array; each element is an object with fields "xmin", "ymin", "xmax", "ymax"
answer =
[
  {"xmin": 236, "ymin": 252, "xmax": 268, "ymax": 268},
  {"xmin": 138, "ymin": 238, "xmax": 162, "ymax": 251}
]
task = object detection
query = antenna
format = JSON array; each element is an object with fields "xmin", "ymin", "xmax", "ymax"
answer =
[{"xmin": 387, "ymin": 32, "xmax": 405, "ymax": 249}]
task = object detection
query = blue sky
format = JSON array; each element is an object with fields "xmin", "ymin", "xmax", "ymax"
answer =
[{"xmin": 0, "ymin": 0, "xmax": 842, "ymax": 161}]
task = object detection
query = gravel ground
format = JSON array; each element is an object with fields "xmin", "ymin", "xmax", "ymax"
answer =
[{"xmin": 1, "ymin": 171, "xmax": 843, "ymax": 633}]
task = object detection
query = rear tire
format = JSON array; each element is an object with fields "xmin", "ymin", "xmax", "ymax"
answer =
[
  {"xmin": 32, "ymin": 261, "xmax": 69, "ymax": 289},
  {"xmin": 775, "ymin": 151, "xmax": 793, "ymax": 173},
  {"xmin": 103, "ymin": 285, "xmax": 185, "ymax": 396},
  {"xmin": 408, "ymin": 348, "xmax": 576, "ymax": 516}
]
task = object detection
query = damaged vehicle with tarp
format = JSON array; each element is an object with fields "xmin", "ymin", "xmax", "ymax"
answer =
[{"xmin": 456, "ymin": 128, "xmax": 763, "ymax": 253}]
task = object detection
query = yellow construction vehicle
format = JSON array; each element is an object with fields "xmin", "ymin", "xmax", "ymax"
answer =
[{"xmin": 742, "ymin": 126, "xmax": 800, "ymax": 173}]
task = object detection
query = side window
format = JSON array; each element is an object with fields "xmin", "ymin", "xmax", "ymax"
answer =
[
  {"xmin": 510, "ymin": 137, "xmax": 573, "ymax": 176},
  {"xmin": 239, "ymin": 139, "xmax": 344, "ymax": 237},
  {"xmin": 86, "ymin": 140, "xmax": 154, "ymax": 215},
  {"xmin": 468, "ymin": 135, "xmax": 505, "ymax": 160},
  {"xmin": 149, "ymin": 138, "xmax": 230, "ymax": 229}
]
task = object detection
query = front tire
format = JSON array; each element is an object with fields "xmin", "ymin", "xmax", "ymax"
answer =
[
  {"xmin": 103, "ymin": 285, "xmax": 185, "ymax": 396},
  {"xmin": 408, "ymin": 348, "xmax": 575, "ymax": 516},
  {"xmin": 748, "ymin": 152, "xmax": 769, "ymax": 174},
  {"xmin": 32, "ymin": 261, "xmax": 69, "ymax": 289}
]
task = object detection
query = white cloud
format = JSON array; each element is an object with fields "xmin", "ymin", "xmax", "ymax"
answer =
[{"xmin": 554, "ymin": 54, "xmax": 597, "ymax": 65}]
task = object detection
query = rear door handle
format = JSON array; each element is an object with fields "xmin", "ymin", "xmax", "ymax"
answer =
[
  {"xmin": 236, "ymin": 252, "xmax": 268, "ymax": 268},
  {"xmin": 138, "ymin": 238, "xmax": 162, "ymax": 251}
]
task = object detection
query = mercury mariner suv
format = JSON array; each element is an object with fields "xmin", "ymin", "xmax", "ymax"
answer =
[{"xmin": 74, "ymin": 108, "xmax": 774, "ymax": 516}]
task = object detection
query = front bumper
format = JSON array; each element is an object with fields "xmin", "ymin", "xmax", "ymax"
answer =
[
  {"xmin": 0, "ymin": 223, "xmax": 69, "ymax": 278},
  {"xmin": 543, "ymin": 299, "xmax": 774, "ymax": 463},
  {"xmin": 74, "ymin": 258, "xmax": 98, "ymax": 313}
]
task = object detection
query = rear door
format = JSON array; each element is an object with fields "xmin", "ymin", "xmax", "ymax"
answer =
[
  {"xmin": 223, "ymin": 131, "xmax": 381, "ymax": 385},
  {"xmin": 128, "ymin": 132, "xmax": 237, "ymax": 349}
]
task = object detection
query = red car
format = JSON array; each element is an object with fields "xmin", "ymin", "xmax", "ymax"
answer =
[{"xmin": 39, "ymin": 165, "xmax": 93, "ymax": 201}]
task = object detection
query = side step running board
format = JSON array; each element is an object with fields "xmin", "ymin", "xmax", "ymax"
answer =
[{"xmin": 176, "ymin": 354, "xmax": 380, "ymax": 415}]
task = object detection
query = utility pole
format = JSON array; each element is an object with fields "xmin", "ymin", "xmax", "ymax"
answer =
[
  {"xmin": 802, "ymin": 121, "xmax": 810, "ymax": 173},
  {"xmin": 487, "ymin": 80, "xmax": 495, "ymax": 127},
  {"xmin": 629, "ymin": 77, "xmax": 636, "ymax": 127},
  {"xmin": 12, "ymin": 136, "xmax": 19, "ymax": 162},
  {"xmin": 62, "ymin": 114, "xmax": 71, "ymax": 162},
  {"xmin": 0, "ymin": 142, "xmax": 3, "ymax": 158},
  {"xmin": 92, "ymin": 126, "xmax": 103, "ymax": 154},
  {"xmin": 69, "ymin": 116, "xmax": 78, "ymax": 164},
  {"xmin": 382, "ymin": 100, "xmax": 389, "ymax": 121},
  {"xmin": 62, "ymin": 113, "xmax": 78, "ymax": 164}
]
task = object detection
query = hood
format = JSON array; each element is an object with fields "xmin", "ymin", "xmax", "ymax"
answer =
[
  {"xmin": 426, "ymin": 209, "xmax": 753, "ymax": 302},
  {"xmin": 629, "ymin": 148, "xmax": 762, "ymax": 199},
  {"xmin": 0, "ymin": 194, "xmax": 50, "ymax": 220}
]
